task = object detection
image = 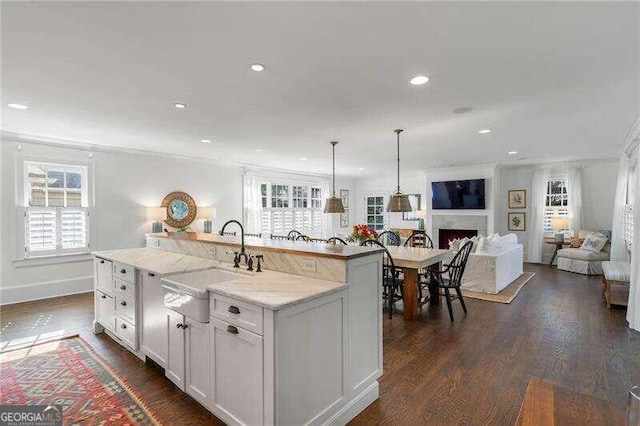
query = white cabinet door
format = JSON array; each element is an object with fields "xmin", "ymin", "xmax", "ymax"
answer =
[
  {"xmin": 185, "ymin": 320, "xmax": 210, "ymax": 408},
  {"xmin": 95, "ymin": 258, "xmax": 113, "ymax": 292},
  {"xmin": 96, "ymin": 290, "xmax": 115, "ymax": 332},
  {"xmin": 140, "ymin": 272, "xmax": 168, "ymax": 367},
  {"xmin": 166, "ymin": 310, "xmax": 185, "ymax": 391},
  {"xmin": 210, "ymin": 317, "xmax": 263, "ymax": 426}
]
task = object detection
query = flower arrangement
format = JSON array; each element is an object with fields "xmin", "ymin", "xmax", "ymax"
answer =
[{"xmin": 349, "ymin": 224, "xmax": 378, "ymax": 243}]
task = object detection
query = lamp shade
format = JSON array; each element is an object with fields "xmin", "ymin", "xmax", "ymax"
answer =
[
  {"xmin": 387, "ymin": 192, "xmax": 412, "ymax": 212},
  {"xmin": 551, "ymin": 217, "xmax": 569, "ymax": 231},
  {"xmin": 197, "ymin": 206, "xmax": 215, "ymax": 220},
  {"xmin": 147, "ymin": 207, "xmax": 166, "ymax": 222},
  {"xmin": 324, "ymin": 196, "xmax": 345, "ymax": 214}
]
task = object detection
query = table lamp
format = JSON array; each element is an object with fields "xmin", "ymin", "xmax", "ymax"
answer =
[
  {"xmin": 551, "ymin": 217, "xmax": 569, "ymax": 242},
  {"xmin": 197, "ymin": 207, "xmax": 216, "ymax": 233},
  {"xmin": 416, "ymin": 209, "xmax": 427, "ymax": 230},
  {"xmin": 147, "ymin": 207, "xmax": 166, "ymax": 233}
]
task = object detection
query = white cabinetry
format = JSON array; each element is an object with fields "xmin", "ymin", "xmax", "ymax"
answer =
[
  {"xmin": 165, "ymin": 310, "xmax": 211, "ymax": 409},
  {"xmin": 209, "ymin": 317, "xmax": 263, "ymax": 426},
  {"xmin": 95, "ymin": 290, "xmax": 115, "ymax": 332},
  {"xmin": 140, "ymin": 271, "xmax": 168, "ymax": 367}
]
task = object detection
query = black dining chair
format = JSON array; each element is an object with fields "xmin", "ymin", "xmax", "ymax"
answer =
[
  {"xmin": 360, "ymin": 239, "xmax": 404, "ymax": 319},
  {"xmin": 294, "ymin": 234, "xmax": 311, "ymax": 242},
  {"xmin": 245, "ymin": 233, "xmax": 262, "ymax": 238},
  {"xmin": 377, "ymin": 230, "xmax": 401, "ymax": 246},
  {"xmin": 287, "ymin": 230, "xmax": 304, "ymax": 241},
  {"xmin": 430, "ymin": 240, "xmax": 473, "ymax": 322},
  {"xmin": 404, "ymin": 231, "xmax": 434, "ymax": 249},
  {"xmin": 270, "ymin": 234, "xmax": 289, "ymax": 240},
  {"xmin": 220, "ymin": 231, "xmax": 237, "ymax": 237},
  {"xmin": 326, "ymin": 237, "xmax": 348, "ymax": 245}
]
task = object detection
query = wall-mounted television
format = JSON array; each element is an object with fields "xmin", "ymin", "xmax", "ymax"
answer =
[{"xmin": 431, "ymin": 179, "xmax": 486, "ymax": 210}]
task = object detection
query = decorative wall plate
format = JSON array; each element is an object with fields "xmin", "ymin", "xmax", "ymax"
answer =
[{"xmin": 161, "ymin": 191, "xmax": 197, "ymax": 229}]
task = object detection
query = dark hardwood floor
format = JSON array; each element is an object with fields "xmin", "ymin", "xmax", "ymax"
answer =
[{"xmin": 1, "ymin": 264, "xmax": 638, "ymax": 425}]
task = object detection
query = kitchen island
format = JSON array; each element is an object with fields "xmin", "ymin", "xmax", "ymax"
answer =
[{"xmin": 92, "ymin": 234, "xmax": 384, "ymax": 425}]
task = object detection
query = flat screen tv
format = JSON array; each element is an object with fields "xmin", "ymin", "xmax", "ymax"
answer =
[{"xmin": 431, "ymin": 179, "xmax": 486, "ymax": 210}]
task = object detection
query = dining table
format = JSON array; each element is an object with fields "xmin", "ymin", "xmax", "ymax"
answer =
[{"xmin": 385, "ymin": 246, "xmax": 453, "ymax": 321}]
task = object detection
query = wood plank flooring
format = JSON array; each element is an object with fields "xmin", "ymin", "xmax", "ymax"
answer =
[{"xmin": 1, "ymin": 264, "xmax": 638, "ymax": 425}]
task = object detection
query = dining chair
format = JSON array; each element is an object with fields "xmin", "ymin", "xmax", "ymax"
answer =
[
  {"xmin": 220, "ymin": 231, "xmax": 237, "ymax": 237},
  {"xmin": 377, "ymin": 230, "xmax": 401, "ymax": 246},
  {"xmin": 308, "ymin": 237, "xmax": 327, "ymax": 243},
  {"xmin": 287, "ymin": 230, "xmax": 304, "ymax": 241},
  {"xmin": 430, "ymin": 240, "xmax": 473, "ymax": 321},
  {"xmin": 404, "ymin": 231, "xmax": 434, "ymax": 249},
  {"xmin": 245, "ymin": 233, "xmax": 262, "ymax": 238},
  {"xmin": 360, "ymin": 239, "xmax": 404, "ymax": 319},
  {"xmin": 270, "ymin": 234, "xmax": 289, "ymax": 240},
  {"xmin": 294, "ymin": 234, "xmax": 311, "ymax": 242},
  {"xmin": 326, "ymin": 237, "xmax": 348, "ymax": 245}
]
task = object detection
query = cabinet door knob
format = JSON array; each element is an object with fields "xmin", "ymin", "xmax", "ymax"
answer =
[
  {"xmin": 121, "ymin": 323, "xmax": 127, "ymax": 329},
  {"xmin": 228, "ymin": 305, "xmax": 240, "ymax": 315},
  {"xmin": 120, "ymin": 269, "xmax": 126, "ymax": 274},
  {"xmin": 100, "ymin": 294, "xmax": 106, "ymax": 299},
  {"xmin": 148, "ymin": 272, "xmax": 156, "ymax": 277},
  {"xmin": 227, "ymin": 325, "xmax": 239, "ymax": 334},
  {"xmin": 120, "ymin": 301, "xmax": 127, "ymax": 306},
  {"xmin": 120, "ymin": 285, "xmax": 126, "ymax": 290}
]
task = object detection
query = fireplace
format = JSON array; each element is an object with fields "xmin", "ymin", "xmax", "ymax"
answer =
[{"xmin": 438, "ymin": 229, "xmax": 478, "ymax": 249}]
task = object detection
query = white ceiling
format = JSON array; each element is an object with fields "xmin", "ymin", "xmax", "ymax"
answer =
[{"xmin": 2, "ymin": 1, "xmax": 639, "ymax": 177}]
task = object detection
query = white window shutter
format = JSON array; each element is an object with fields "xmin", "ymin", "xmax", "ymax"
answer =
[
  {"xmin": 26, "ymin": 208, "xmax": 56, "ymax": 253},
  {"xmin": 61, "ymin": 208, "xmax": 88, "ymax": 249}
]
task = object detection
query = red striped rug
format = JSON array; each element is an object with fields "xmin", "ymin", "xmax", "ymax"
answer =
[{"xmin": 0, "ymin": 335, "xmax": 163, "ymax": 425}]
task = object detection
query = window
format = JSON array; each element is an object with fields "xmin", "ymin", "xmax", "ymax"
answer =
[
  {"xmin": 259, "ymin": 181, "xmax": 324, "ymax": 236},
  {"xmin": 23, "ymin": 162, "xmax": 90, "ymax": 257},
  {"xmin": 366, "ymin": 196, "xmax": 385, "ymax": 231},
  {"xmin": 543, "ymin": 176, "xmax": 569, "ymax": 233},
  {"xmin": 624, "ymin": 162, "xmax": 636, "ymax": 250}
]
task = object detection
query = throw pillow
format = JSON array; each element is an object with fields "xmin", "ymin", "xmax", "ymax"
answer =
[
  {"xmin": 580, "ymin": 234, "xmax": 608, "ymax": 253},
  {"xmin": 449, "ymin": 239, "xmax": 461, "ymax": 251}
]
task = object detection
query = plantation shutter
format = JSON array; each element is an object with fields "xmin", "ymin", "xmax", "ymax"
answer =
[
  {"xmin": 61, "ymin": 208, "xmax": 88, "ymax": 249},
  {"xmin": 25, "ymin": 207, "xmax": 89, "ymax": 254},
  {"xmin": 26, "ymin": 208, "xmax": 56, "ymax": 253}
]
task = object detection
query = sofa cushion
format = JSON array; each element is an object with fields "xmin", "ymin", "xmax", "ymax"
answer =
[
  {"xmin": 580, "ymin": 234, "xmax": 608, "ymax": 253},
  {"xmin": 602, "ymin": 261, "xmax": 631, "ymax": 282},
  {"xmin": 557, "ymin": 248, "xmax": 610, "ymax": 262}
]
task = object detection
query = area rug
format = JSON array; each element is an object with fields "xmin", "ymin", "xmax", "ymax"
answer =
[
  {"xmin": 461, "ymin": 272, "xmax": 536, "ymax": 304},
  {"xmin": 0, "ymin": 335, "xmax": 163, "ymax": 425}
]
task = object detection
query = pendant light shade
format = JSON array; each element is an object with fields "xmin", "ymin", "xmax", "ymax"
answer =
[
  {"xmin": 387, "ymin": 129, "xmax": 413, "ymax": 213},
  {"xmin": 324, "ymin": 141, "xmax": 345, "ymax": 214}
]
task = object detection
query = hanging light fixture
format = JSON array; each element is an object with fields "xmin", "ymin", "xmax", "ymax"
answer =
[
  {"xmin": 387, "ymin": 129, "xmax": 412, "ymax": 212},
  {"xmin": 324, "ymin": 141, "xmax": 345, "ymax": 213}
]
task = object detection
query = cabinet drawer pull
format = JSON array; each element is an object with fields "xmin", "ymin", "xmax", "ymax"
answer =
[
  {"xmin": 176, "ymin": 323, "xmax": 188, "ymax": 329},
  {"xmin": 121, "ymin": 323, "xmax": 127, "ymax": 329},
  {"xmin": 120, "ymin": 301, "xmax": 127, "ymax": 306},
  {"xmin": 100, "ymin": 294, "xmax": 106, "ymax": 299},
  {"xmin": 176, "ymin": 323, "xmax": 182, "ymax": 329},
  {"xmin": 227, "ymin": 325, "xmax": 239, "ymax": 334},
  {"xmin": 120, "ymin": 285, "xmax": 127, "ymax": 290},
  {"xmin": 120, "ymin": 269, "xmax": 126, "ymax": 274},
  {"xmin": 228, "ymin": 305, "xmax": 240, "ymax": 315},
  {"xmin": 99, "ymin": 260, "xmax": 105, "ymax": 264},
  {"xmin": 148, "ymin": 272, "xmax": 156, "ymax": 277}
]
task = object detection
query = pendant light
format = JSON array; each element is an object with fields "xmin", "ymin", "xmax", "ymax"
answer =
[
  {"xmin": 324, "ymin": 141, "xmax": 345, "ymax": 213},
  {"xmin": 387, "ymin": 129, "xmax": 412, "ymax": 212}
]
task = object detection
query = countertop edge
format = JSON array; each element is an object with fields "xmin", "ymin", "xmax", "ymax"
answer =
[{"xmin": 92, "ymin": 249, "xmax": 220, "ymax": 276}]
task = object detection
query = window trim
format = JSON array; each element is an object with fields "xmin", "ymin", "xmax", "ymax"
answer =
[
  {"xmin": 543, "ymin": 174, "xmax": 570, "ymax": 235},
  {"xmin": 17, "ymin": 157, "xmax": 93, "ymax": 260},
  {"xmin": 363, "ymin": 193, "xmax": 388, "ymax": 231}
]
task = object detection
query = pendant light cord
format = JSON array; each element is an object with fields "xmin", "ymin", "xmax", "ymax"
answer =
[
  {"xmin": 394, "ymin": 129, "xmax": 403, "ymax": 194},
  {"xmin": 331, "ymin": 141, "xmax": 338, "ymax": 197}
]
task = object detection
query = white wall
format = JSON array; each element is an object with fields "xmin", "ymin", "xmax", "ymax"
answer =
[
  {"xmin": 1, "ymin": 139, "xmax": 243, "ymax": 303},
  {"xmin": 496, "ymin": 159, "xmax": 619, "ymax": 262}
]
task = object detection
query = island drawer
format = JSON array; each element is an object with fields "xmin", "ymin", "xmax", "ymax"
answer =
[
  {"xmin": 114, "ymin": 262, "xmax": 135, "ymax": 284},
  {"xmin": 95, "ymin": 257, "xmax": 113, "ymax": 293},
  {"xmin": 114, "ymin": 277, "xmax": 136, "ymax": 300},
  {"xmin": 116, "ymin": 295, "xmax": 136, "ymax": 324},
  {"xmin": 210, "ymin": 294, "xmax": 263, "ymax": 335},
  {"xmin": 115, "ymin": 317, "xmax": 137, "ymax": 349}
]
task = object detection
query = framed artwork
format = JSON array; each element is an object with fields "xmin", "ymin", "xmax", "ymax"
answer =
[
  {"xmin": 508, "ymin": 212, "xmax": 526, "ymax": 231},
  {"xmin": 508, "ymin": 189, "xmax": 527, "ymax": 209},
  {"xmin": 161, "ymin": 191, "xmax": 197, "ymax": 229},
  {"xmin": 340, "ymin": 189, "xmax": 350, "ymax": 227},
  {"xmin": 403, "ymin": 194, "xmax": 421, "ymax": 220}
]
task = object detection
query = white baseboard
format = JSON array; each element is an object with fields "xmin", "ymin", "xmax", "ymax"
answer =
[
  {"xmin": 325, "ymin": 381, "xmax": 379, "ymax": 426},
  {"xmin": 0, "ymin": 276, "xmax": 93, "ymax": 305}
]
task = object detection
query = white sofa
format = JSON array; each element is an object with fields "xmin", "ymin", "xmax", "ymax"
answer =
[{"xmin": 450, "ymin": 233, "xmax": 524, "ymax": 294}]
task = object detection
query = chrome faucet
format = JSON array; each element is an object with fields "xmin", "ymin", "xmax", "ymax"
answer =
[{"xmin": 219, "ymin": 220, "xmax": 246, "ymax": 268}]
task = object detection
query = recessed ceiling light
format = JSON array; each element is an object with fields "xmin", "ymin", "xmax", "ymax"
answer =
[
  {"xmin": 300, "ymin": 157, "xmax": 308, "ymax": 161},
  {"xmin": 8, "ymin": 103, "xmax": 28, "ymax": 110},
  {"xmin": 410, "ymin": 75, "xmax": 429, "ymax": 85},
  {"xmin": 251, "ymin": 64, "xmax": 265, "ymax": 72},
  {"xmin": 255, "ymin": 148, "xmax": 264, "ymax": 152},
  {"xmin": 478, "ymin": 129, "xmax": 492, "ymax": 134},
  {"xmin": 358, "ymin": 167, "xmax": 364, "ymax": 171},
  {"xmin": 201, "ymin": 139, "xmax": 211, "ymax": 143},
  {"xmin": 88, "ymin": 153, "xmax": 94, "ymax": 158},
  {"xmin": 508, "ymin": 150, "xmax": 518, "ymax": 155},
  {"xmin": 173, "ymin": 102, "xmax": 187, "ymax": 109},
  {"xmin": 452, "ymin": 107, "xmax": 472, "ymax": 115}
]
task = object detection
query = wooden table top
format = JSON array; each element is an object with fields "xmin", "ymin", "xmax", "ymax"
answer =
[
  {"xmin": 516, "ymin": 378, "xmax": 625, "ymax": 426},
  {"xmin": 385, "ymin": 246, "xmax": 452, "ymax": 270}
]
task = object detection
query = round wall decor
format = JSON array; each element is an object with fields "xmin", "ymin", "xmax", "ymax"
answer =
[{"xmin": 161, "ymin": 191, "xmax": 197, "ymax": 229}]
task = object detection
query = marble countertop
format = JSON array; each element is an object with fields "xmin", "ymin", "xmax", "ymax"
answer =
[
  {"xmin": 148, "ymin": 232, "xmax": 384, "ymax": 260},
  {"xmin": 93, "ymin": 247, "xmax": 220, "ymax": 275},
  {"xmin": 164, "ymin": 263, "xmax": 347, "ymax": 310}
]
